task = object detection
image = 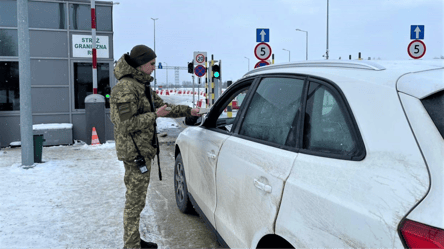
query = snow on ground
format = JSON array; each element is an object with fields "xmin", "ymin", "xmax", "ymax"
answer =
[
  {"xmin": 0, "ymin": 141, "xmax": 126, "ymax": 247},
  {"xmin": 0, "ymin": 94, "xmax": 194, "ymax": 247}
]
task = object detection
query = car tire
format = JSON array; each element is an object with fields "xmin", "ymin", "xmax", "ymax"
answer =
[{"xmin": 174, "ymin": 153, "xmax": 194, "ymax": 214}]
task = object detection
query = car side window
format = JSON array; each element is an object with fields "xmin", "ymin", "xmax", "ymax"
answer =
[
  {"xmin": 216, "ymin": 87, "xmax": 250, "ymax": 132},
  {"xmin": 239, "ymin": 77, "xmax": 304, "ymax": 146},
  {"xmin": 303, "ymin": 82, "xmax": 357, "ymax": 155}
]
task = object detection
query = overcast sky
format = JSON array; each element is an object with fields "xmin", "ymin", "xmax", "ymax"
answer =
[{"xmin": 112, "ymin": 0, "xmax": 444, "ymax": 85}]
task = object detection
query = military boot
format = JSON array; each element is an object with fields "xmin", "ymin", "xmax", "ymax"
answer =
[{"xmin": 140, "ymin": 239, "xmax": 158, "ymax": 248}]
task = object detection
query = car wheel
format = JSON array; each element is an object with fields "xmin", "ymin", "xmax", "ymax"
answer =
[{"xmin": 174, "ymin": 153, "xmax": 194, "ymax": 214}]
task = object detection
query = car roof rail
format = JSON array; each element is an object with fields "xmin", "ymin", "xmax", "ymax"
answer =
[{"xmin": 243, "ymin": 60, "xmax": 386, "ymax": 77}]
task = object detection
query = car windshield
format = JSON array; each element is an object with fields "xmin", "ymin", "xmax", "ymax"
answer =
[{"xmin": 421, "ymin": 90, "xmax": 444, "ymax": 139}]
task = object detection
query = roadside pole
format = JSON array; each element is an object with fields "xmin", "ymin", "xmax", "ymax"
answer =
[
  {"xmin": 198, "ymin": 77, "xmax": 200, "ymax": 105},
  {"xmin": 18, "ymin": 0, "xmax": 33, "ymax": 165},
  {"xmin": 84, "ymin": 0, "xmax": 105, "ymax": 145},
  {"xmin": 192, "ymin": 74, "xmax": 195, "ymax": 108}
]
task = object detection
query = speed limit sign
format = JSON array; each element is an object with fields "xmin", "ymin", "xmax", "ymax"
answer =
[
  {"xmin": 408, "ymin": 40, "xmax": 426, "ymax": 59},
  {"xmin": 254, "ymin": 42, "xmax": 272, "ymax": 60}
]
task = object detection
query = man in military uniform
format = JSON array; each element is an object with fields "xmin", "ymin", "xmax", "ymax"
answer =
[{"xmin": 110, "ymin": 45, "xmax": 200, "ymax": 248}]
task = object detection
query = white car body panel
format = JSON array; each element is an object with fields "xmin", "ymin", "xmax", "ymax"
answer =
[
  {"xmin": 176, "ymin": 126, "xmax": 229, "ymax": 226},
  {"xmin": 176, "ymin": 61, "xmax": 442, "ymax": 248},
  {"xmin": 399, "ymin": 93, "xmax": 444, "ymax": 229},
  {"xmin": 275, "ymin": 74, "xmax": 429, "ymax": 247},
  {"xmin": 214, "ymin": 136, "xmax": 298, "ymax": 248},
  {"xmin": 397, "ymin": 68, "xmax": 444, "ymax": 99}
]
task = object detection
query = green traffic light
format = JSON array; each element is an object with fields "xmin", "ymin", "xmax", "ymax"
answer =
[
  {"xmin": 106, "ymin": 94, "xmax": 110, "ymax": 98},
  {"xmin": 214, "ymin": 72, "xmax": 220, "ymax": 78}
]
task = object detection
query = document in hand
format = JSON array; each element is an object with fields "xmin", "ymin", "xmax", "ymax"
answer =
[{"xmin": 198, "ymin": 108, "xmax": 211, "ymax": 114}]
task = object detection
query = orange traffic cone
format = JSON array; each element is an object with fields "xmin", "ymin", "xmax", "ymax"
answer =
[{"xmin": 91, "ymin": 127, "xmax": 100, "ymax": 145}]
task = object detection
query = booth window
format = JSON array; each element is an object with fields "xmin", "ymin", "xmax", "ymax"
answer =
[
  {"xmin": 74, "ymin": 62, "xmax": 110, "ymax": 109},
  {"xmin": 0, "ymin": 62, "xmax": 20, "ymax": 111},
  {"xmin": 0, "ymin": 30, "xmax": 18, "ymax": 56},
  {"xmin": 0, "ymin": 0, "xmax": 17, "ymax": 27},
  {"xmin": 69, "ymin": 4, "xmax": 112, "ymax": 31},
  {"xmin": 29, "ymin": 1, "xmax": 66, "ymax": 29}
]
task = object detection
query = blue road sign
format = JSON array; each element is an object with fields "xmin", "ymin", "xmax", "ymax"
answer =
[
  {"xmin": 411, "ymin": 25, "xmax": 424, "ymax": 40},
  {"xmin": 158, "ymin": 62, "xmax": 162, "ymax": 69},
  {"xmin": 194, "ymin": 65, "xmax": 206, "ymax": 77},
  {"xmin": 256, "ymin": 28, "xmax": 269, "ymax": 42}
]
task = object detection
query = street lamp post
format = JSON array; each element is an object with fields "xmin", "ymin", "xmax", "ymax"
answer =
[
  {"xmin": 151, "ymin": 17, "xmax": 158, "ymax": 89},
  {"xmin": 295, "ymin": 29, "xmax": 308, "ymax": 60},
  {"xmin": 244, "ymin": 56, "xmax": 250, "ymax": 71},
  {"xmin": 163, "ymin": 62, "xmax": 168, "ymax": 90},
  {"xmin": 283, "ymin": 48, "xmax": 290, "ymax": 62},
  {"xmin": 326, "ymin": 0, "xmax": 329, "ymax": 59}
]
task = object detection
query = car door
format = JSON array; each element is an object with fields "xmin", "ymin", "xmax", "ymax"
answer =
[
  {"xmin": 181, "ymin": 79, "xmax": 254, "ymax": 227},
  {"xmin": 275, "ymin": 79, "xmax": 429, "ymax": 248},
  {"xmin": 214, "ymin": 76, "xmax": 305, "ymax": 248}
]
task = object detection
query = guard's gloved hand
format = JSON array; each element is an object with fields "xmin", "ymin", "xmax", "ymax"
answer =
[
  {"xmin": 156, "ymin": 105, "xmax": 171, "ymax": 117},
  {"xmin": 184, "ymin": 116, "xmax": 201, "ymax": 126},
  {"xmin": 191, "ymin": 108, "xmax": 201, "ymax": 116}
]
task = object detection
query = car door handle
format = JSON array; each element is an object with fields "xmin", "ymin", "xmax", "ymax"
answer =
[
  {"xmin": 207, "ymin": 152, "xmax": 217, "ymax": 159},
  {"xmin": 254, "ymin": 179, "xmax": 272, "ymax": 193}
]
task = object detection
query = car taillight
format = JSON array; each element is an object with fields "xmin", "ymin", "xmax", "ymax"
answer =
[{"xmin": 399, "ymin": 219, "xmax": 444, "ymax": 248}]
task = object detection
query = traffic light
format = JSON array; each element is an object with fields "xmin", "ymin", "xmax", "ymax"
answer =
[
  {"xmin": 212, "ymin": 64, "xmax": 220, "ymax": 79},
  {"xmin": 188, "ymin": 62, "xmax": 193, "ymax": 74}
]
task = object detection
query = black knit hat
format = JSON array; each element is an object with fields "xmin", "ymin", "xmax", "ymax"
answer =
[{"xmin": 129, "ymin": 45, "xmax": 157, "ymax": 67}]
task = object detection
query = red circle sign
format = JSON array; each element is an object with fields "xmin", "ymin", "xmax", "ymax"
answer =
[
  {"xmin": 195, "ymin": 53, "xmax": 205, "ymax": 64},
  {"xmin": 407, "ymin": 40, "xmax": 426, "ymax": 59},
  {"xmin": 254, "ymin": 42, "xmax": 272, "ymax": 60},
  {"xmin": 194, "ymin": 65, "xmax": 206, "ymax": 77},
  {"xmin": 254, "ymin": 60, "xmax": 270, "ymax": 68}
]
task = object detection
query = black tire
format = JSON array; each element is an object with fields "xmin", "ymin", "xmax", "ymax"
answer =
[{"xmin": 174, "ymin": 153, "xmax": 194, "ymax": 214}]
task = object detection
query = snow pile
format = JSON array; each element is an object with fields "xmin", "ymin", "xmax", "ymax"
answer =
[{"xmin": 33, "ymin": 123, "xmax": 73, "ymax": 130}]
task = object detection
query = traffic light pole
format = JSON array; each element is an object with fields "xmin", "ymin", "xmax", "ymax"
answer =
[
  {"xmin": 198, "ymin": 77, "xmax": 201, "ymax": 106},
  {"xmin": 192, "ymin": 74, "xmax": 195, "ymax": 108},
  {"xmin": 218, "ymin": 60, "xmax": 222, "ymax": 98}
]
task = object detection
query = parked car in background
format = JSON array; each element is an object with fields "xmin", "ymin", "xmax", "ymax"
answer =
[{"xmin": 173, "ymin": 60, "xmax": 444, "ymax": 248}]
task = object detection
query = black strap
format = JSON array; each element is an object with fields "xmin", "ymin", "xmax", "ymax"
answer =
[
  {"xmin": 129, "ymin": 133, "xmax": 142, "ymax": 156},
  {"xmin": 145, "ymin": 84, "xmax": 162, "ymax": 181}
]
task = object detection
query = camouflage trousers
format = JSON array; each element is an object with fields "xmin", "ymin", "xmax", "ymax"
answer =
[{"xmin": 123, "ymin": 158, "xmax": 151, "ymax": 248}]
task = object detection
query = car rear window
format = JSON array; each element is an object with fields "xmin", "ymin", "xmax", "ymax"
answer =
[{"xmin": 421, "ymin": 90, "xmax": 444, "ymax": 139}]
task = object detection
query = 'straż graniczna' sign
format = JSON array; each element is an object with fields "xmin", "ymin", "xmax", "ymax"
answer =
[{"xmin": 72, "ymin": 34, "xmax": 109, "ymax": 58}]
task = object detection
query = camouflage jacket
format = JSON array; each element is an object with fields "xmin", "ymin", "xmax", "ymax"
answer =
[{"xmin": 110, "ymin": 54, "xmax": 192, "ymax": 162}]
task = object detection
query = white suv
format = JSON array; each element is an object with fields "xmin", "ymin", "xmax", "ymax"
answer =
[{"xmin": 173, "ymin": 60, "xmax": 444, "ymax": 248}]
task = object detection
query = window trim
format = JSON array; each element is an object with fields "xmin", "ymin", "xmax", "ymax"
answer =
[{"xmin": 299, "ymin": 76, "xmax": 366, "ymax": 161}]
